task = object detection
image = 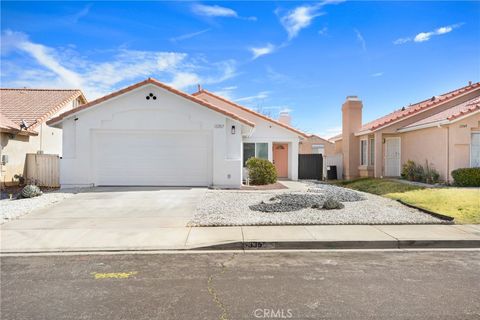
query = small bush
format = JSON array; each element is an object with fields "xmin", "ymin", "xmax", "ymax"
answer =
[
  {"xmin": 246, "ymin": 157, "xmax": 277, "ymax": 185},
  {"xmin": 401, "ymin": 160, "xmax": 424, "ymax": 182},
  {"xmin": 451, "ymin": 168, "xmax": 480, "ymax": 187},
  {"xmin": 21, "ymin": 185, "xmax": 43, "ymax": 198},
  {"xmin": 424, "ymin": 160, "xmax": 440, "ymax": 184},
  {"xmin": 401, "ymin": 160, "xmax": 440, "ymax": 184}
]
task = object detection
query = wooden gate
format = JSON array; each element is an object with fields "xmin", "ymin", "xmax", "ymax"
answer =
[
  {"xmin": 298, "ymin": 154, "xmax": 323, "ymax": 180},
  {"xmin": 25, "ymin": 153, "xmax": 60, "ymax": 187}
]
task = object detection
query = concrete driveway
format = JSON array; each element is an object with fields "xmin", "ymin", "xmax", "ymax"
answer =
[{"xmin": 1, "ymin": 187, "xmax": 207, "ymax": 252}]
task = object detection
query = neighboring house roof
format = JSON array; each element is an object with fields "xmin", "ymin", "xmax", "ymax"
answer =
[
  {"xmin": 328, "ymin": 133, "xmax": 343, "ymax": 142},
  {"xmin": 358, "ymin": 82, "xmax": 480, "ymax": 134},
  {"xmin": 332, "ymin": 82, "xmax": 480, "ymax": 140},
  {"xmin": 192, "ymin": 89, "xmax": 308, "ymax": 137},
  {"xmin": 306, "ymin": 134, "xmax": 334, "ymax": 144},
  {"xmin": 0, "ymin": 112, "xmax": 36, "ymax": 135},
  {"xmin": 0, "ymin": 88, "xmax": 86, "ymax": 132},
  {"xmin": 47, "ymin": 78, "xmax": 255, "ymax": 128},
  {"xmin": 398, "ymin": 96, "xmax": 480, "ymax": 132}
]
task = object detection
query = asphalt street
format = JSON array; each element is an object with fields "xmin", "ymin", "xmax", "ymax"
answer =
[{"xmin": 1, "ymin": 250, "xmax": 479, "ymax": 320}]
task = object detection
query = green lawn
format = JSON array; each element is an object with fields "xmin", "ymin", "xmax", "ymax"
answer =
[{"xmin": 331, "ymin": 178, "xmax": 480, "ymax": 224}]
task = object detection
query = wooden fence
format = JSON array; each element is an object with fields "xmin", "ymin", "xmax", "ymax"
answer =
[{"xmin": 25, "ymin": 153, "xmax": 60, "ymax": 187}]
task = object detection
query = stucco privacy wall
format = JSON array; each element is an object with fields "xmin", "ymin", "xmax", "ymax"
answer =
[
  {"xmin": 194, "ymin": 92, "xmax": 301, "ymax": 180},
  {"xmin": 0, "ymin": 99, "xmax": 77, "ymax": 185},
  {"xmin": 59, "ymin": 84, "xmax": 244, "ymax": 188}
]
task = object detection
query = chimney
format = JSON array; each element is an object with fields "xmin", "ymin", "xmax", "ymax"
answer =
[
  {"xmin": 278, "ymin": 111, "xmax": 291, "ymax": 126},
  {"xmin": 342, "ymin": 96, "xmax": 363, "ymax": 179}
]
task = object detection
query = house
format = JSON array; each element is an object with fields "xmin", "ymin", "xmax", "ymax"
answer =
[
  {"xmin": 299, "ymin": 134, "xmax": 335, "ymax": 156},
  {"xmin": 0, "ymin": 89, "xmax": 87, "ymax": 186},
  {"xmin": 47, "ymin": 78, "xmax": 308, "ymax": 188},
  {"xmin": 331, "ymin": 82, "xmax": 480, "ymax": 182}
]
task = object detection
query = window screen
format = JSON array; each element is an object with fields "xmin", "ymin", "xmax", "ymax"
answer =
[
  {"xmin": 243, "ymin": 143, "xmax": 255, "ymax": 166},
  {"xmin": 255, "ymin": 143, "xmax": 268, "ymax": 159},
  {"xmin": 361, "ymin": 140, "xmax": 367, "ymax": 165},
  {"xmin": 471, "ymin": 133, "xmax": 480, "ymax": 167}
]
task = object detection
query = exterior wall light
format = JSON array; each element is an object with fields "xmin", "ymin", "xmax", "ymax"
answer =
[{"xmin": 231, "ymin": 125, "xmax": 236, "ymax": 134}]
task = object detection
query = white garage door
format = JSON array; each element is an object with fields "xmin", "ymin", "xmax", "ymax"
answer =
[{"xmin": 93, "ymin": 130, "xmax": 212, "ymax": 186}]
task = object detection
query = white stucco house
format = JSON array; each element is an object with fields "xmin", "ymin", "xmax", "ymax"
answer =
[{"xmin": 47, "ymin": 78, "xmax": 307, "ymax": 188}]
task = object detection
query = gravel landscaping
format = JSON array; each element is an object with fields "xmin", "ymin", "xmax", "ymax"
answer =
[
  {"xmin": 189, "ymin": 182, "xmax": 447, "ymax": 226},
  {"xmin": 0, "ymin": 190, "xmax": 75, "ymax": 224}
]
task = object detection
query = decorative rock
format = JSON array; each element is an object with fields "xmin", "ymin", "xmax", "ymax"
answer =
[{"xmin": 322, "ymin": 199, "xmax": 345, "ymax": 210}]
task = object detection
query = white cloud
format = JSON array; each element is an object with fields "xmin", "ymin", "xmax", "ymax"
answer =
[
  {"xmin": 170, "ymin": 28, "xmax": 210, "ymax": 42},
  {"xmin": 278, "ymin": 1, "xmax": 343, "ymax": 40},
  {"xmin": 354, "ymin": 29, "xmax": 367, "ymax": 52},
  {"xmin": 371, "ymin": 72, "xmax": 383, "ymax": 77},
  {"xmin": 191, "ymin": 4, "xmax": 256, "ymax": 20},
  {"xmin": 250, "ymin": 43, "xmax": 275, "ymax": 59},
  {"xmin": 236, "ymin": 91, "xmax": 270, "ymax": 103},
  {"xmin": 315, "ymin": 126, "xmax": 342, "ymax": 139},
  {"xmin": 1, "ymin": 30, "xmax": 238, "ymax": 99},
  {"xmin": 192, "ymin": 4, "xmax": 238, "ymax": 17},
  {"xmin": 318, "ymin": 27, "xmax": 328, "ymax": 36},
  {"xmin": 393, "ymin": 23, "xmax": 463, "ymax": 45}
]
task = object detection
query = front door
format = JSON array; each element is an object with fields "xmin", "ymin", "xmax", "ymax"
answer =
[
  {"xmin": 384, "ymin": 137, "xmax": 401, "ymax": 177},
  {"xmin": 273, "ymin": 143, "xmax": 288, "ymax": 178}
]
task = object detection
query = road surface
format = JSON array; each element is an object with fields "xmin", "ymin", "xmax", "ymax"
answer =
[{"xmin": 1, "ymin": 250, "xmax": 479, "ymax": 319}]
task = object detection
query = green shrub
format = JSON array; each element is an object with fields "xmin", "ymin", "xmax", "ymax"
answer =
[
  {"xmin": 451, "ymin": 168, "xmax": 480, "ymax": 187},
  {"xmin": 401, "ymin": 160, "xmax": 424, "ymax": 182},
  {"xmin": 401, "ymin": 160, "xmax": 440, "ymax": 184},
  {"xmin": 21, "ymin": 184, "xmax": 43, "ymax": 198},
  {"xmin": 246, "ymin": 157, "xmax": 277, "ymax": 185}
]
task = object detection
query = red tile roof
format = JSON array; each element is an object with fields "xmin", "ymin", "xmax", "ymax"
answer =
[
  {"xmin": 332, "ymin": 82, "xmax": 480, "ymax": 141},
  {"xmin": 192, "ymin": 89, "xmax": 308, "ymax": 137},
  {"xmin": 401, "ymin": 96, "xmax": 480, "ymax": 130},
  {"xmin": 358, "ymin": 82, "xmax": 480, "ymax": 133},
  {"xmin": 47, "ymin": 78, "xmax": 255, "ymax": 128},
  {"xmin": 0, "ymin": 112, "xmax": 37, "ymax": 135},
  {"xmin": 0, "ymin": 88, "xmax": 86, "ymax": 131}
]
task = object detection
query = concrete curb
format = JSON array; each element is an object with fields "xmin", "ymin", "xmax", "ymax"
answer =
[{"xmin": 2, "ymin": 239, "xmax": 480, "ymax": 255}]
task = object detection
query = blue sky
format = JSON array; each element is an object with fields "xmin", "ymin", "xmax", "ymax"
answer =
[{"xmin": 1, "ymin": 1, "xmax": 479, "ymax": 137}]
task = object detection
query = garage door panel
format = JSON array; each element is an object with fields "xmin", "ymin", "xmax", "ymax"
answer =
[{"xmin": 93, "ymin": 131, "xmax": 211, "ymax": 186}]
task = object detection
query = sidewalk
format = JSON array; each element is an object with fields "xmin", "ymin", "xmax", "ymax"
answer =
[{"xmin": 2, "ymin": 224, "xmax": 480, "ymax": 253}]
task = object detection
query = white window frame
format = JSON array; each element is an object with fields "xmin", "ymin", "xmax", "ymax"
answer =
[
  {"xmin": 311, "ymin": 144, "xmax": 325, "ymax": 155},
  {"xmin": 360, "ymin": 139, "xmax": 368, "ymax": 166},
  {"xmin": 243, "ymin": 142, "xmax": 268, "ymax": 167},
  {"xmin": 471, "ymin": 131, "xmax": 480, "ymax": 168}
]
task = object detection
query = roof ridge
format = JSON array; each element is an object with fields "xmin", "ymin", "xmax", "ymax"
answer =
[
  {"xmin": 364, "ymin": 81, "xmax": 480, "ymax": 131},
  {"xmin": 47, "ymin": 78, "xmax": 255, "ymax": 128},
  {"xmin": 0, "ymin": 88, "xmax": 82, "ymax": 92},
  {"xmin": 193, "ymin": 89, "xmax": 308, "ymax": 137}
]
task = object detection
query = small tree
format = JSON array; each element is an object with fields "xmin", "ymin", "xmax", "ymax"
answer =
[{"xmin": 246, "ymin": 157, "xmax": 278, "ymax": 185}]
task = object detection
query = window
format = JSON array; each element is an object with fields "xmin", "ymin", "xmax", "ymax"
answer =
[
  {"xmin": 369, "ymin": 138, "xmax": 375, "ymax": 166},
  {"xmin": 243, "ymin": 142, "xmax": 268, "ymax": 166},
  {"xmin": 360, "ymin": 140, "xmax": 368, "ymax": 166},
  {"xmin": 471, "ymin": 132, "xmax": 480, "ymax": 167},
  {"xmin": 312, "ymin": 144, "xmax": 325, "ymax": 155}
]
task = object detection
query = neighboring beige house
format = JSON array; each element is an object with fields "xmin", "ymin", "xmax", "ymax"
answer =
[
  {"xmin": 0, "ymin": 89, "xmax": 86, "ymax": 186},
  {"xmin": 331, "ymin": 81, "xmax": 480, "ymax": 182},
  {"xmin": 300, "ymin": 134, "xmax": 335, "ymax": 156}
]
